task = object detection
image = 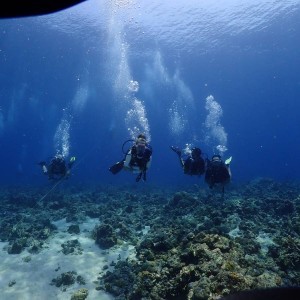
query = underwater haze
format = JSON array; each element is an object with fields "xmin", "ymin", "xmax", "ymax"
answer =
[
  {"xmin": 1, "ymin": 0, "xmax": 300, "ymax": 186},
  {"xmin": 1, "ymin": 1, "xmax": 300, "ymax": 300}
]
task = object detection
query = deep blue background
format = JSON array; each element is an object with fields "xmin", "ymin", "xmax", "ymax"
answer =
[{"xmin": 0, "ymin": 0, "xmax": 300, "ymax": 187}]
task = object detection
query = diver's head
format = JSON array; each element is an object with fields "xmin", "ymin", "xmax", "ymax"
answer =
[
  {"xmin": 55, "ymin": 154, "xmax": 64, "ymax": 162},
  {"xmin": 212, "ymin": 154, "xmax": 222, "ymax": 162},
  {"xmin": 137, "ymin": 133, "xmax": 146, "ymax": 140},
  {"xmin": 135, "ymin": 137, "xmax": 146, "ymax": 158},
  {"xmin": 191, "ymin": 147, "xmax": 202, "ymax": 159}
]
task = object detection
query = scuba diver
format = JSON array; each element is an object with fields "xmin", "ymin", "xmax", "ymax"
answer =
[
  {"xmin": 170, "ymin": 145, "xmax": 205, "ymax": 176},
  {"xmin": 38, "ymin": 154, "xmax": 76, "ymax": 180},
  {"xmin": 205, "ymin": 154, "xmax": 232, "ymax": 195},
  {"xmin": 109, "ymin": 134, "xmax": 153, "ymax": 182}
]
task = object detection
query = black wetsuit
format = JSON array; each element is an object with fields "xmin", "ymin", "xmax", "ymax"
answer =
[
  {"xmin": 205, "ymin": 160, "xmax": 230, "ymax": 188},
  {"xmin": 129, "ymin": 145, "xmax": 152, "ymax": 171},
  {"xmin": 183, "ymin": 157, "xmax": 205, "ymax": 175},
  {"xmin": 47, "ymin": 157, "xmax": 70, "ymax": 180}
]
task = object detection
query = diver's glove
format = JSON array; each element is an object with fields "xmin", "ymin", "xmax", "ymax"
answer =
[
  {"xmin": 225, "ymin": 156, "xmax": 232, "ymax": 166},
  {"xmin": 68, "ymin": 156, "xmax": 76, "ymax": 168}
]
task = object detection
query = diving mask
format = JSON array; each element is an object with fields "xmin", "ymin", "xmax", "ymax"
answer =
[{"xmin": 136, "ymin": 138, "xmax": 146, "ymax": 158}]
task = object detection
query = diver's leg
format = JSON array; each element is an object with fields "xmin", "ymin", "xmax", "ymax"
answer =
[
  {"xmin": 136, "ymin": 172, "xmax": 142, "ymax": 182},
  {"xmin": 142, "ymin": 171, "xmax": 147, "ymax": 181},
  {"xmin": 221, "ymin": 186, "xmax": 225, "ymax": 199}
]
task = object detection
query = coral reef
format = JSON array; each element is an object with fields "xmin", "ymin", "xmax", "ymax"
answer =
[
  {"xmin": 71, "ymin": 288, "xmax": 89, "ymax": 300},
  {"xmin": 0, "ymin": 179, "xmax": 299, "ymax": 299},
  {"xmin": 51, "ymin": 271, "xmax": 85, "ymax": 289},
  {"xmin": 61, "ymin": 239, "xmax": 83, "ymax": 255}
]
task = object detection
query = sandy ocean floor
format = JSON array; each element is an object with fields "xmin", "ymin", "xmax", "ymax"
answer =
[{"xmin": 0, "ymin": 217, "xmax": 135, "ymax": 300}]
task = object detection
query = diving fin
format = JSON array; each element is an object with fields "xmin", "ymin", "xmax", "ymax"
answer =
[
  {"xmin": 109, "ymin": 161, "xmax": 124, "ymax": 175},
  {"xmin": 225, "ymin": 156, "xmax": 232, "ymax": 166}
]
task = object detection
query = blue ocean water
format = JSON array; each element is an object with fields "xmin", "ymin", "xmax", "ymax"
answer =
[{"xmin": 0, "ymin": 0, "xmax": 300, "ymax": 187}]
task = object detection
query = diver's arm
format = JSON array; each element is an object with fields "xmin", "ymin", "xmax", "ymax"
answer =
[{"xmin": 179, "ymin": 157, "xmax": 185, "ymax": 168}]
